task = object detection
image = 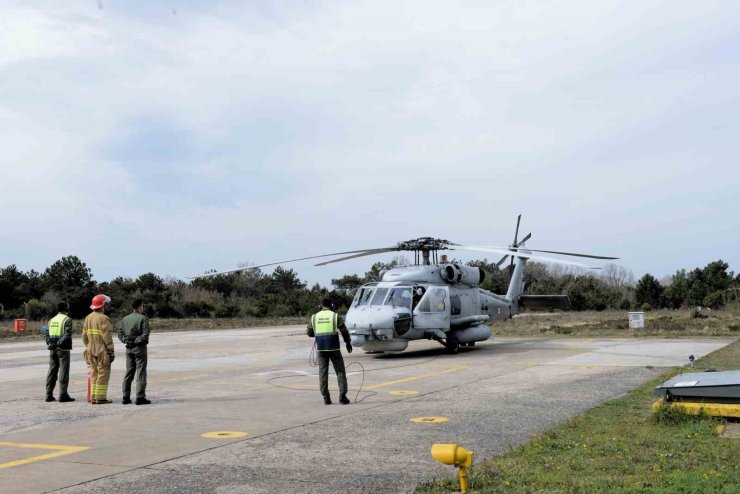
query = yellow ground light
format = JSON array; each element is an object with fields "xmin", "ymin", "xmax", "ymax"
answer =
[
  {"xmin": 0, "ymin": 442, "xmax": 90, "ymax": 469},
  {"xmin": 200, "ymin": 431, "xmax": 248, "ymax": 439},
  {"xmin": 410, "ymin": 417, "xmax": 449, "ymax": 423}
]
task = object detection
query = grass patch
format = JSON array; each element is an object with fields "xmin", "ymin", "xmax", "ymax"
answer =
[
  {"xmin": 416, "ymin": 340, "xmax": 740, "ymax": 493},
  {"xmin": 496, "ymin": 309, "xmax": 740, "ymax": 338}
]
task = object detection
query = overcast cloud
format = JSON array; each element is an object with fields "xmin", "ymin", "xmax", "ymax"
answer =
[{"xmin": 1, "ymin": 0, "xmax": 738, "ymax": 287}]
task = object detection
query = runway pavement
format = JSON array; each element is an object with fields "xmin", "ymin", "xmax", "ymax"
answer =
[{"xmin": 0, "ymin": 326, "xmax": 733, "ymax": 493}]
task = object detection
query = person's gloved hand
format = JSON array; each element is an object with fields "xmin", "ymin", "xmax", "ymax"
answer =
[
  {"xmin": 47, "ymin": 342, "xmax": 57, "ymax": 350},
  {"xmin": 108, "ymin": 352, "xmax": 115, "ymax": 363},
  {"xmin": 346, "ymin": 342, "xmax": 353, "ymax": 353},
  {"xmin": 133, "ymin": 336, "xmax": 143, "ymax": 345},
  {"xmin": 125, "ymin": 338, "xmax": 134, "ymax": 349},
  {"xmin": 306, "ymin": 326, "xmax": 315, "ymax": 338}
]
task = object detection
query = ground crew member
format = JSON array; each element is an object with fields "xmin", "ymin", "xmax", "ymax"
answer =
[
  {"xmin": 118, "ymin": 298, "xmax": 151, "ymax": 405},
  {"xmin": 82, "ymin": 294, "xmax": 115, "ymax": 404},
  {"xmin": 307, "ymin": 297, "xmax": 352, "ymax": 405},
  {"xmin": 45, "ymin": 301, "xmax": 75, "ymax": 402}
]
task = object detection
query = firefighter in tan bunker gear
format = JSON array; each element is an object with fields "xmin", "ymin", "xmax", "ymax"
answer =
[{"xmin": 83, "ymin": 294, "xmax": 115, "ymax": 404}]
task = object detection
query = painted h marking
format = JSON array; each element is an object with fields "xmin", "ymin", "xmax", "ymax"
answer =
[{"xmin": 0, "ymin": 442, "xmax": 90, "ymax": 469}]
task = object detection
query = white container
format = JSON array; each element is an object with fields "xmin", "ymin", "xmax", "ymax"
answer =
[{"xmin": 628, "ymin": 312, "xmax": 645, "ymax": 329}]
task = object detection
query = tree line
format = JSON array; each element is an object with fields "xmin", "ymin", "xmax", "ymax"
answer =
[{"xmin": 0, "ymin": 255, "xmax": 737, "ymax": 320}]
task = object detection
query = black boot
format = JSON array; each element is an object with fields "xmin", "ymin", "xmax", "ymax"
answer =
[
  {"xmin": 324, "ymin": 396, "xmax": 332, "ymax": 405},
  {"xmin": 339, "ymin": 395, "xmax": 350, "ymax": 405},
  {"xmin": 122, "ymin": 396, "xmax": 132, "ymax": 405},
  {"xmin": 59, "ymin": 393, "xmax": 75, "ymax": 402},
  {"xmin": 45, "ymin": 395, "xmax": 56, "ymax": 402},
  {"xmin": 135, "ymin": 397, "xmax": 151, "ymax": 405}
]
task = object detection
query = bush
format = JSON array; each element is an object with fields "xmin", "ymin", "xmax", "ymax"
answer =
[
  {"xmin": 155, "ymin": 303, "xmax": 183, "ymax": 318},
  {"xmin": 25, "ymin": 298, "xmax": 54, "ymax": 320},
  {"xmin": 181, "ymin": 301, "xmax": 214, "ymax": 318},
  {"xmin": 214, "ymin": 303, "xmax": 240, "ymax": 318},
  {"xmin": 640, "ymin": 303, "xmax": 651, "ymax": 311},
  {"xmin": 703, "ymin": 291, "xmax": 724, "ymax": 309}
]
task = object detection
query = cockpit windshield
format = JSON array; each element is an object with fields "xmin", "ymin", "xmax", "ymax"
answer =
[
  {"xmin": 354, "ymin": 287, "xmax": 374, "ymax": 307},
  {"xmin": 370, "ymin": 288, "xmax": 389, "ymax": 306},
  {"xmin": 384, "ymin": 287, "xmax": 412, "ymax": 309}
]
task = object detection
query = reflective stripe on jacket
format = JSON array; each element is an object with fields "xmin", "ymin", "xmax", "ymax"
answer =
[
  {"xmin": 312, "ymin": 310, "xmax": 340, "ymax": 351},
  {"xmin": 82, "ymin": 311, "xmax": 114, "ymax": 358}
]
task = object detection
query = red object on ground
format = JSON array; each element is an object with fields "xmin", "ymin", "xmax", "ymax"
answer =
[{"xmin": 14, "ymin": 319, "xmax": 26, "ymax": 334}]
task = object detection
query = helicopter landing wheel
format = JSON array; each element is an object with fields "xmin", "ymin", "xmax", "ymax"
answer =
[{"xmin": 444, "ymin": 334, "xmax": 460, "ymax": 354}]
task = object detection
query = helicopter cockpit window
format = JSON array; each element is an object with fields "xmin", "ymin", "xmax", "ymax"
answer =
[
  {"xmin": 385, "ymin": 287, "xmax": 412, "ymax": 309},
  {"xmin": 354, "ymin": 288, "xmax": 374, "ymax": 307},
  {"xmin": 370, "ymin": 288, "xmax": 389, "ymax": 306}
]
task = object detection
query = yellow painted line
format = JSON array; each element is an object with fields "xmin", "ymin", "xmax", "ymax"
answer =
[
  {"xmin": 410, "ymin": 416, "xmax": 448, "ymax": 423},
  {"xmin": 577, "ymin": 365, "xmax": 599, "ymax": 370},
  {"xmin": 513, "ymin": 362, "xmax": 536, "ymax": 366},
  {"xmin": 0, "ymin": 442, "xmax": 90, "ymax": 469},
  {"xmin": 389, "ymin": 390, "xmax": 419, "ymax": 396},
  {"xmin": 365, "ymin": 366, "xmax": 468, "ymax": 390},
  {"xmin": 201, "ymin": 431, "xmax": 248, "ymax": 439}
]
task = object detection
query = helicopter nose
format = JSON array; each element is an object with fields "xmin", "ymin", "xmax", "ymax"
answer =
[{"xmin": 346, "ymin": 307, "xmax": 410, "ymax": 345}]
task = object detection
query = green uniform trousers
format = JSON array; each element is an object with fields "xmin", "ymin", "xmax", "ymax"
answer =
[
  {"xmin": 123, "ymin": 345, "xmax": 147, "ymax": 399},
  {"xmin": 318, "ymin": 350, "xmax": 347, "ymax": 399},
  {"xmin": 46, "ymin": 348, "xmax": 70, "ymax": 396}
]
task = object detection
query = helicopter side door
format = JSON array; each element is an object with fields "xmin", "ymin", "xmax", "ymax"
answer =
[{"xmin": 412, "ymin": 286, "xmax": 450, "ymax": 332}]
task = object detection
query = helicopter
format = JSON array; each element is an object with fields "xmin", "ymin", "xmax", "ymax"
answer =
[{"xmin": 194, "ymin": 215, "xmax": 618, "ymax": 354}]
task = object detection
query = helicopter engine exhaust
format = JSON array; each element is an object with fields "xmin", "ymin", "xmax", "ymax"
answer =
[{"xmin": 440, "ymin": 264, "xmax": 485, "ymax": 285}]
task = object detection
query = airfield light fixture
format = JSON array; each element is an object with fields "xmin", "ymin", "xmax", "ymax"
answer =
[{"xmin": 431, "ymin": 443, "xmax": 473, "ymax": 493}]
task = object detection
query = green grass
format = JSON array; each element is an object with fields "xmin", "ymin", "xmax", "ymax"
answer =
[
  {"xmin": 496, "ymin": 309, "xmax": 740, "ymax": 338},
  {"xmin": 416, "ymin": 340, "xmax": 740, "ymax": 494}
]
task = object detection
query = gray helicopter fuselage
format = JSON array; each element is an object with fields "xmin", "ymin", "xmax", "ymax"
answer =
[{"xmin": 345, "ymin": 263, "xmax": 516, "ymax": 353}]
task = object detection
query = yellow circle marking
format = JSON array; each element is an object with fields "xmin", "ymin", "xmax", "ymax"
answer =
[
  {"xmin": 410, "ymin": 416, "xmax": 448, "ymax": 423},
  {"xmin": 200, "ymin": 431, "xmax": 248, "ymax": 439},
  {"xmin": 389, "ymin": 390, "xmax": 419, "ymax": 396}
]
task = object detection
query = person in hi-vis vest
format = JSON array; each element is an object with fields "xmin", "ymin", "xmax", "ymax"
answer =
[
  {"xmin": 45, "ymin": 301, "xmax": 75, "ymax": 402},
  {"xmin": 307, "ymin": 297, "xmax": 352, "ymax": 405}
]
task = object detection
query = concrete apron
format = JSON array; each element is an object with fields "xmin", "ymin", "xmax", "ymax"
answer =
[{"xmin": 0, "ymin": 327, "xmax": 733, "ymax": 493}]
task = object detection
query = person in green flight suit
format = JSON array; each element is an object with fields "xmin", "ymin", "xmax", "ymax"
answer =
[
  {"xmin": 118, "ymin": 299, "xmax": 151, "ymax": 405},
  {"xmin": 45, "ymin": 301, "xmax": 75, "ymax": 402},
  {"xmin": 307, "ymin": 297, "xmax": 352, "ymax": 405}
]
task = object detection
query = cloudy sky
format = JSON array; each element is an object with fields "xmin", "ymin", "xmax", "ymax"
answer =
[{"xmin": 1, "ymin": 0, "xmax": 738, "ymax": 287}]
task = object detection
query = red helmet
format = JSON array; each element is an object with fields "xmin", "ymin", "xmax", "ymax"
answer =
[{"xmin": 90, "ymin": 294, "xmax": 111, "ymax": 310}]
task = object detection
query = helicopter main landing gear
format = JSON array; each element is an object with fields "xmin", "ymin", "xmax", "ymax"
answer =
[{"xmin": 444, "ymin": 333, "xmax": 460, "ymax": 354}]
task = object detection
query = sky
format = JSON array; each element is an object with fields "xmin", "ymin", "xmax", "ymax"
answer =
[{"xmin": 1, "ymin": 0, "xmax": 738, "ymax": 288}]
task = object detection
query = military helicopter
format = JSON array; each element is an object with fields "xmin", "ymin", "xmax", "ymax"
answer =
[{"xmin": 195, "ymin": 216, "xmax": 617, "ymax": 354}]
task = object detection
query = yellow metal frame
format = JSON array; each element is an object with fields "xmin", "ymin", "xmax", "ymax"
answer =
[
  {"xmin": 0, "ymin": 442, "xmax": 90, "ymax": 469},
  {"xmin": 653, "ymin": 399, "xmax": 740, "ymax": 418}
]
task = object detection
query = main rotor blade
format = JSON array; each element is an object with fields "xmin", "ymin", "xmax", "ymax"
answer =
[
  {"xmin": 314, "ymin": 248, "xmax": 399, "ymax": 266},
  {"xmin": 463, "ymin": 244, "xmax": 618, "ymax": 260},
  {"xmin": 189, "ymin": 247, "xmax": 396, "ymax": 279},
  {"xmin": 455, "ymin": 245, "xmax": 595, "ymax": 268},
  {"xmin": 513, "ymin": 214, "xmax": 521, "ymax": 246}
]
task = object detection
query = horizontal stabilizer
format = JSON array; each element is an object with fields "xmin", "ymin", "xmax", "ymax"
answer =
[{"xmin": 519, "ymin": 295, "xmax": 570, "ymax": 311}]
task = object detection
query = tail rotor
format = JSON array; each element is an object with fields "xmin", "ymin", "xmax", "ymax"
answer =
[{"xmin": 495, "ymin": 214, "xmax": 532, "ymax": 272}]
